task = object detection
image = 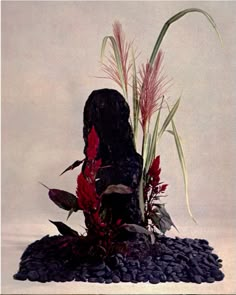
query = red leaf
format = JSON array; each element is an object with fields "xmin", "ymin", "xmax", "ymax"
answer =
[
  {"xmin": 76, "ymin": 172, "xmax": 99, "ymax": 212},
  {"xmin": 148, "ymin": 156, "xmax": 160, "ymax": 179},
  {"xmin": 160, "ymin": 184, "xmax": 168, "ymax": 193},
  {"xmin": 86, "ymin": 126, "xmax": 100, "ymax": 160},
  {"xmin": 116, "ymin": 219, "xmax": 122, "ymax": 226}
]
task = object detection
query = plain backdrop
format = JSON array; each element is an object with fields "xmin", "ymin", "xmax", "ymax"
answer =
[{"xmin": 1, "ymin": 1, "xmax": 236, "ymax": 294}]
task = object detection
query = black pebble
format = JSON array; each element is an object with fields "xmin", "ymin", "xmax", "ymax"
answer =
[
  {"xmin": 211, "ymin": 270, "xmax": 224, "ymax": 281},
  {"xmin": 95, "ymin": 270, "xmax": 105, "ymax": 277},
  {"xmin": 194, "ymin": 275, "xmax": 202, "ymax": 284},
  {"xmin": 13, "ymin": 272, "xmax": 27, "ymax": 281},
  {"xmin": 162, "ymin": 255, "xmax": 174, "ymax": 262},
  {"xmin": 122, "ymin": 273, "xmax": 131, "ymax": 282},
  {"xmin": 112, "ymin": 275, "xmax": 121, "ymax": 283},
  {"xmin": 206, "ymin": 277, "xmax": 215, "ymax": 283},
  {"xmin": 149, "ymin": 277, "xmax": 160, "ymax": 284},
  {"xmin": 28, "ymin": 270, "xmax": 39, "ymax": 281},
  {"xmin": 160, "ymin": 274, "xmax": 167, "ymax": 282},
  {"xmin": 88, "ymin": 277, "xmax": 98, "ymax": 283},
  {"xmin": 98, "ymin": 277, "xmax": 105, "ymax": 283},
  {"xmin": 14, "ymin": 233, "xmax": 224, "ymax": 285}
]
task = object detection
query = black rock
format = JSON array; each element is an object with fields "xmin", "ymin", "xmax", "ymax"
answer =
[
  {"xmin": 206, "ymin": 277, "xmax": 215, "ymax": 283},
  {"xmin": 211, "ymin": 270, "xmax": 224, "ymax": 281},
  {"xmin": 83, "ymin": 89, "xmax": 143, "ymax": 227},
  {"xmin": 14, "ymin": 227, "xmax": 225, "ymax": 285},
  {"xmin": 121, "ymin": 266, "xmax": 128, "ymax": 273},
  {"xmin": 137, "ymin": 275, "xmax": 145, "ymax": 282},
  {"xmin": 28, "ymin": 270, "xmax": 39, "ymax": 281},
  {"xmin": 194, "ymin": 275, "xmax": 202, "ymax": 284},
  {"xmin": 112, "ymin": 275, "xmax": 121, "ymax": 283},
  {"xmin": 149, "ymin": 277, "xmax": 160, "ymax": 284},
  {"xmin": 13, "ymin": 272, "xmax": 27, "ymax": 281},
  {"xmin": 90, "ymin": 262, "xmax": 105, "ymax": 271},
  {"xmin": 122, "ymin": 273, "xmax": 132, "ymax": 282},
  {"xmin": 160, "ymin": 273, "xmax": 167, "ymax": 282},
  {"xmin": 87, "ymin": 277, "xmax": 95, "ymax": 283},
  {"xmin": 162, "ymin": 255, "xmax": 174, "ymax": 262}
]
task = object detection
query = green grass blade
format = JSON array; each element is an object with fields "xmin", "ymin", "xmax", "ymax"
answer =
[
  {"xmin": 168, "ymin": 115, "xmax": 196, "ymax": 223},
  {"xmin": 149, "ymin": 8, "xmax": 222, "ymax": 65},
  {"xmin": 158, "ymin": 97, "xmax": 180, "ymax": 139},
  {"xmin": 132, "ymin": 49, "xmax": 139, "ymax": 144},
  {"xmin": 147, "ymin": 133, "xmax": 151, "ymax": 158},
  {"xmin": 139, "ymin": 174, "xmax": 145, "ymax": 220},
  {"xmin": 145, "ymin": 102, "xmax": 162, "ymax": 172}
]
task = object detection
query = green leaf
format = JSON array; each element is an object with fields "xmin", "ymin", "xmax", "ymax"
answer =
[
  {"xmin": 149, "ymin": 8, "xmax": 222, "ymax": 66},
  {"xmin": 139, "ymin": 176, "xmax": 145, "ymax": 221},
  {"xmin": 49, "ymin": 220, "xmax": 79, "ymax": 237},
  {"xmin": 149, "ymin": 204, "xmax": 178, "ymax": 234},
  {"xmin": 167, "ymin": 107, "xmax": 196, "ymax": 223},
  {"xmin": 158, "ymin": 97, "xmax": 180, "ymax": 140},
  {"xmin": 121, "ymin": 223, "xmax": 155, "ymax": 244},
  {"xmin": 145, "ymin": 98, "xmax": 163, "ymax": 172},
  {"xmin": 132, "ymin": 48, "xmax": 139, "ymax": 144}
]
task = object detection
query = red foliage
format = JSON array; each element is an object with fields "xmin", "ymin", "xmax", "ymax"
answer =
[
  {"xmin": 76, "ymin": 126, "xmax": 124, "ymax": 247},
  {"xmin": 76, "ymin": 126, "xmax": 102, "ymax": 221},
  {"xmin": 86, "ymin": 126, "xmax": 100, "ymax": 160},
  {"xmin": 76, "ymin": 172, "xmax": 99, "ymax": 213},
  {"xmin": 144, "ymin": 155, "xmax": 168, "ymax": 206}
]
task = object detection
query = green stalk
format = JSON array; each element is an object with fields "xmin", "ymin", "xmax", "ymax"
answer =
[
  {"xmin": 149, "ymin": 8, "xmax": 222, "ymax": 66},
  {"xmin": 166, "ymin": 101, "xmax": 196, "ymax": 223},
  {"xmin": 145, "ymin": 97, "xmax": 164, "ymax": 173},
  {"xmin": 132, "ymin": 49, "xmax": 139, "ymax": 145}
]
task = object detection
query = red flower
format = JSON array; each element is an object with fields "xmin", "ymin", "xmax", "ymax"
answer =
[
  {"xmin": 148, "ymin": 156, "xmax": 161, "ymax": 179},
  {"xmin": 76, "ymin": 126, "xmax": 101, "ymax": 213},
  {"xmin": 76, "ymin": 172, "xmax": 99, "ymax": 212},
  {"xmin": 86, "ymin": 126, "xmax": 100, "ymax": 160},
  {"xmin": 160, "ymin": 184, "xmax": 168, "ymax": 193}
]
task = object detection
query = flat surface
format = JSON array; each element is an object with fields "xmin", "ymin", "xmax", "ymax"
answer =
[{"xmin": 1, "ymin": 223, "xmax": 235, "ymax": 294}]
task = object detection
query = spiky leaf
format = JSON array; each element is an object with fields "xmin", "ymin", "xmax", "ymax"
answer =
[{"xmin": 49, "ymin": 220, "xmax": 78, "ymax": 237}]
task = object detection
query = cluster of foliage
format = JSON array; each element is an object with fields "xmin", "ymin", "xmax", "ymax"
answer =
[
  {"xmin": 41, "ymin": 8, "xmax": 220, "ymax": 246},
  {"xmin": 42, "ymin": 126, "xmax": 153, "ymax": 256},
  {"xmin": 100, "ymin": 8, "xmax": 220, "ymax": 229}
]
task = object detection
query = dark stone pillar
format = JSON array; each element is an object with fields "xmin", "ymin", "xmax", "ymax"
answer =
[{"xmin": 83, "ymin": 89, "xmax": 143, "ymax": 226}]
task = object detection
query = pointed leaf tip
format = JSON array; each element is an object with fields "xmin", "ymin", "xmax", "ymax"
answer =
[
  {"xmin": 49, "ymin": 220, "xmax": 79, "ymax": 237},
  {"xmin": 38, "ymin": 182, "xmax": 50, "ymax": 190}
]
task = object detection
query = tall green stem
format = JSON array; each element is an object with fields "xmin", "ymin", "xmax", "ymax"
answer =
[{"xmin": 149, "ymin": 8, "xmax": 222, "ymax": 66}]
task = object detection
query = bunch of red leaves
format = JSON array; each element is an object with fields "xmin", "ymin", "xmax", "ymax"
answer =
[
  {"xmin": 144, "ymin": 155, "xmax": 176, "ymax": 234},
  {"xmin": 76, "ymin": 127, "xmax": 125, "ymax": 249},
  {"xmin": 76, "ymin": 126, "xmax": 102, "ymax": 224}
]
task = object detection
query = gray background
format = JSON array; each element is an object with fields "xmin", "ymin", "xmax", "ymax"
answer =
[{"xmin": 1, "ymin": 1, "xmax": 236, "ymax": 293}]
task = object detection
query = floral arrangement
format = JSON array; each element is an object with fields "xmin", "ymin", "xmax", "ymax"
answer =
[{"xmin": 41, "ymin": 8, "xmax": 221, "ymax": 255}]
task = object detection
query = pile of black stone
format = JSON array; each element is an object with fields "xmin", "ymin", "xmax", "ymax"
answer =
[{"xmin": 14, "ymin": 233, "xmax": 224, "ymax": 284}]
